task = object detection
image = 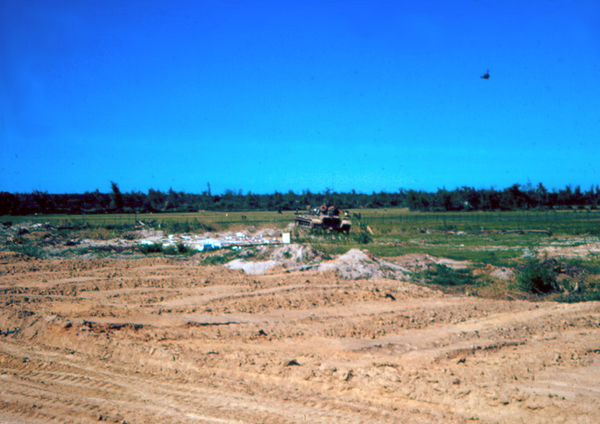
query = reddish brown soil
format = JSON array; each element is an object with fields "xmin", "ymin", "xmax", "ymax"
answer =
[{"xmin": 1, "ymin": 252, "xmax": 599, "ymax": 423}]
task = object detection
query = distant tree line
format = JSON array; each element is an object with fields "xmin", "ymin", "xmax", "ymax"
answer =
[{"xmin": 1, "ymin": 183, "xmax": 599, "ymax": 216}]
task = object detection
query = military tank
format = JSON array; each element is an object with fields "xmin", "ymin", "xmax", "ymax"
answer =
[{"xmin": 295, "ymin": 204, "xmax": 351, "ymax": 233}]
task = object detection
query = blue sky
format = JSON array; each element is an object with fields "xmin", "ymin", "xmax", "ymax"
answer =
[{"xmin": 1, "ymin": 0, "xmax": 599, "ymax": 195}]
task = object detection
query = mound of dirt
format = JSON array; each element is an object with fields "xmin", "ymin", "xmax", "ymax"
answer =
[
  {"xmin": 268, "ymin": 243, "xmax": 324, "ymax": 264},
  {"xmin": 225, "ymin": 243, "xmax": 327, "ymax": 276},
  {"xmin": 490, "ymin": 267, "xmax": 515, "ymax": 280},
  {"xmin": 225, "ymin": 259, "xmax": 280, "ymax": 275},
  {"xmin": 227, "ymin": 247, "xmax": 412, "ymax": 281},
  {"xmin": 315, "ymin": 249, "xmax": 412, "ymax": 280}
]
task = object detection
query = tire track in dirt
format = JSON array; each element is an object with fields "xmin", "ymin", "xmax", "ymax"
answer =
[
  {"xmin": 2, "ymin": 256, "xmax": 600, "ymax": 423},
  {"xmin": 2, "ymin": 338, "xmax": 442, "ymax": 424}
]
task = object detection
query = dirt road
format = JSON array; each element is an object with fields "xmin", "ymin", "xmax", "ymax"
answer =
[{"xmin": 1, "ymin": 252, "xmax": 599, "ymax": 423}]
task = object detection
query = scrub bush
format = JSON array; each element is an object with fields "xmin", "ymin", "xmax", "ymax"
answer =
[
  {"xmin": 162, "ymin": 245, "xmax": 178, "ymax": 255},
  {"xmin": 9, "ymin": 243, "xmax": 46, "ymax": 259},
  {"xmin": 354, "ymin": 231, "xmax": 372, "ymax": 244},
  {"xmin": 419, "ymin": 264, "xmax": 478, "ymax": 287},
  {"xmin": 138, "ymin": 242, "xmax": 162, "ymax": 254},
  {"xmin": 514, "ymin": 259, "xmax": 558, "ymax": 294}
]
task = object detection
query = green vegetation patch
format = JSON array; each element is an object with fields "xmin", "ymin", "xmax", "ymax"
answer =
[
  {"xmin": 197, "ymin": 250, "xmax": 240, "ymax": 265},
  {"xmin": 138, "ymin": 241, "xmax": 195, "ymax": 256},
  {"xmin": 138, "ymin": 242, "xmax": 163, "ymax": 255},
  {"xmin": 555, "ymin": 283, "xmax": 600, "ymax": 303},
  {"xmin": 513, "ymin": 259, "xmax": 559, "ymax": 294},
  {"xmin": 9, "ymin": 243, "xmax": 46, "ymax": 259},
  {"xmin": 416, "ymin": 264, "xmax": 480, "ymax": 287}
]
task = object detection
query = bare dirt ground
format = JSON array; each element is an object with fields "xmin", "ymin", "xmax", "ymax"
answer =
[{"xmin": 1, "ymin": 236, "xmax": 600, "ymax": 423}]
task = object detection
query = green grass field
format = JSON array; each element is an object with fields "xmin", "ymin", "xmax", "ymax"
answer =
[
  {"xmin": 0, "ymin": 210, "xmax": 297, "ymax": 228},
  {"xmin": 3, "ymin": 208, "xmax": 599, "ymax": 236},
  {"xmin": 357, "ymin": 209, "xmax": 600, "ymax": 235},
  {"xmin": 4, "ymin": 208, "xmax": 599, "ymax": 231},
  {"xmin": 3, "ymin": 208, "xmax": 599, "ymax": 267}
]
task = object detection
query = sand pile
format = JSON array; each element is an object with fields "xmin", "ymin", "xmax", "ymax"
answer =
[
  {"xmin": 226, "ymin": 246, "xmax": 411, "ymax": 280},
  {"xmin": 314, "ymin": 249, "xmax": 411, "ymax": 280}
]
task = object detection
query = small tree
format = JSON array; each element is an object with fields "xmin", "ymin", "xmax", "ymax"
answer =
[{"xmin": 110, "ymin": 181, "xmax": 124, "ymax": 212}]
